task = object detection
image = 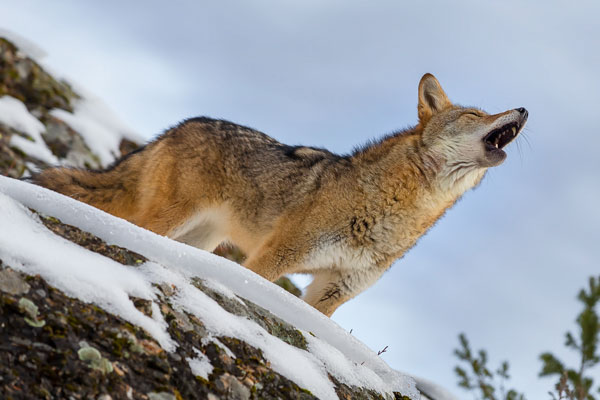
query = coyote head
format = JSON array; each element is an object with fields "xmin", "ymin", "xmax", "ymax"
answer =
[{"xmin": 417, "ymin": 73, "xmax": 527, "ymax": 187}]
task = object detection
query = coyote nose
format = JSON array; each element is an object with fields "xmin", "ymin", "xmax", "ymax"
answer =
[{"xmin": 516, "ymin": 107, "xmax": 528, "ymax": 116}]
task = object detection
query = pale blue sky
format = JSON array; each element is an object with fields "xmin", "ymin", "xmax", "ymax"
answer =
[{"xmin": 3, "ymin": 1, "xmax": 599, "ymax": 397}]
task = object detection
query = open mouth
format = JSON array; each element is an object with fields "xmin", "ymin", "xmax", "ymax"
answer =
[{"xmin": 483, "ymin": 122, "xmax": 521, "ymax": 152}]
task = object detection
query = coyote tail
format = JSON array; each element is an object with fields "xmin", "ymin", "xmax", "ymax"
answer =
[{"xmin": 32, "ymin": 156, "xmax": 140, "ymax": 219}]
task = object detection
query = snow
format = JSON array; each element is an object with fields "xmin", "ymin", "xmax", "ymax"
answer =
[
  {"xmin": 201, "ymin": 277, "xmax": 247, "ymax": 306},
  {"xmin": 0, "ymin": 193, "xmax": 175, "ymax": 351},
  {"xmin": 201, "ymin": 334, "xmax": 237, "ymax": 359},
  {"xmin": 186, "ymin": 348, "xmax": 213, "ymax": 380},
  {"xmin": 0, "ymin": 175, "xmax": 420, "ymax": 400},
  {"xmin": 0, "ymin": 96, "xmax": 58, "ymax": 165},
  {"xmin": 209, "ymin": 337, "xmax": 236, "ymax": 359},
  {"xmin": 50, "ymin": 91, "xmax": 144, "ymax": 166}
]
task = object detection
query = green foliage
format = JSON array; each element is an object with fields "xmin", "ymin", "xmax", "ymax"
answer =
[
  {"xmin": 454, "ymin": 333, "xmax": 526, "ymax": 400},
  {"xmin": 539, "ymin": 276, "xmax": 600, "ymax": 400},
  {"xmin": 453, "ymin": 276, "xmax": 600, "ymax": 400}
]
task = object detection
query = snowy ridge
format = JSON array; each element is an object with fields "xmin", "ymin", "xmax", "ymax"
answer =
[{"xmin": 0, "ymin": 175, "xmax": 419, "ymax": 400}]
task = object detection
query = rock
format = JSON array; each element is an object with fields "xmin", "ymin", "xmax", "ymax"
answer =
[
  {"xmin": 119, "ymin": 138, "xmax": 140, "ymax": 156},
  {"xmin": 216, "ymin": 373, "xmax": 251, "ymax": 400},
  {"xmin": 0, "ymin": 267, "xmax": 30, "ymax": 295},
  {"xmin": 42, "ymin": 115, "xmax": 100, "ymax": 168},
  {"xmin": 274, "ymin": 276, "xmax": 303, "ymax": 297},
  {"xmin": 0, "ymin": 124, "xmax": 28, "ymax": 177}
]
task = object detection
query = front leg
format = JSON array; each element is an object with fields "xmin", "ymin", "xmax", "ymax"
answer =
[
  {"xmin": 243, "ymin": 235, "xmax": 309, "ymax": 281},
  {"xmin": 303, "ymin": 267, "xmax": 385, "ymax": 317}
]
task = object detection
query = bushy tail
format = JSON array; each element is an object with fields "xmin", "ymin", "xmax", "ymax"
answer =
[{"xmin": 32, "ymin": 163, "xmax": 139, "ymax": 219}]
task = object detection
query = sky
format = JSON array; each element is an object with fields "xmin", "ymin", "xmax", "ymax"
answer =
[{"xmin": 2, "ymin": 1, "xmax": 600, "ymax": 397}]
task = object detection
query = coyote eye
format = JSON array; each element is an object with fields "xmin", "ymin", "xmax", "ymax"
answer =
[{"xmin": 460, "ymin": 111, "xmax": 479, "ymax": 120}]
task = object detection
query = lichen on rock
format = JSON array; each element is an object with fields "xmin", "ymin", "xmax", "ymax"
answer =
[{"xmin": 77, "ymin": 344, "xmax": 114, "ymax": 374}]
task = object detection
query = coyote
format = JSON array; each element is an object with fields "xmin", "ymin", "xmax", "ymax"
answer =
[{"xmin": 34, "ymin": 74, "xmax": 528, "ymax": 316}]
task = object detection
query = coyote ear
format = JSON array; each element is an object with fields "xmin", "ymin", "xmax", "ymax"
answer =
[{"xmin": 418, "ymin": 73, "xmax": 452, "ymax": 124}]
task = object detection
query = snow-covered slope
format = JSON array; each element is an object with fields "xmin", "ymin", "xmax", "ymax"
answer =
[{"xmin": 0, "ymin": 175, "xmax": 418, "ymax": 399}]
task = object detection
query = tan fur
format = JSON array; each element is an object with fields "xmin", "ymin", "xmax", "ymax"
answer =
[{"xmin": 33, "ymin": 74, "xmax": 528, "ymax": 316}]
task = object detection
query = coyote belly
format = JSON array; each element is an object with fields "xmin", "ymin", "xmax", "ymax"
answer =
[{"xmin": 34, "ymin": 74, "xmax": 528, "ymax": 316}]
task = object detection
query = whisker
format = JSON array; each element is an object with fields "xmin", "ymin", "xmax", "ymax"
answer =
[{"xmin": 519, "ymin": 128, "xmax": 533, "ymax": 151}]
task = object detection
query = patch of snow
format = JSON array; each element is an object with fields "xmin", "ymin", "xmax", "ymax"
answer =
[
  {"xmin": 50, "ymin": 92, "xmax": 144, "ymax": 166},
  {"xmin": 0, "ymin": 96, "xmax": 58, "ymax": 165},
  {"xmin": 201, "ymin": 333, "xmax": 237, "ymax": 359},
  {"xmin": 305, "ymin": 331, "xmax": 403, "ymax": 393},
  {"xmin": 9, "ymin": 135, "xmax": 58, "ymax": 165},
  {"xmin": 0, "ymin": 29, "xmax": 47, "ymax": 61},
  {"xmin": 212, "ymin": 338, "xmax": 237, "ymax": 360},
  {"xmin": 24, "ymin": 163, "xmax": 38, "ymax": 175},
  {"xmin": 186, "ymin": 348, "xmax": 213, "ymax": 380},
  {"xmin": 164, "ymin": 268, "xmax": 340, "ymax": 399},
  {"xmin": 201, "ymin": 278, "xmax": 246, "ymax": 306},
  {"xmin": 0, "ymin": 176, "xmax": 420, "ymax": 400}
]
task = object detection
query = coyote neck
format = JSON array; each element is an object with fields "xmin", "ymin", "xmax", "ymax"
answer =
[
  {"xmin": 347, "ymin": 130, "xmax": 481, "ymax": 255},
  {"xmin": 351, "ymin": 131, "xmax": 436, "ymax": 197},
  {"xmin": 355, "ymin": 129, "xmax": 484, "ymax": 204}
]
